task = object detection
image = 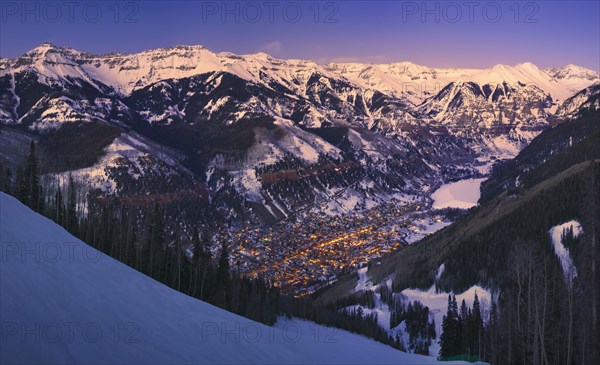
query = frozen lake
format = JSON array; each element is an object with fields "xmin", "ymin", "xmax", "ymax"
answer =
[{"xmin": 431, "ymin": 178, "xmax": 486, "ymax": 210}]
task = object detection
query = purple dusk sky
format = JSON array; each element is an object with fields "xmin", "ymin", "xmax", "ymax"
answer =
[{"xmin": 1, "ymin": 1, "xmax": 598, "ymax": 70}]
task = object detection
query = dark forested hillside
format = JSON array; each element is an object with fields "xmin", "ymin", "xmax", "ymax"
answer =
[
  {"xmin": 37, "ymin": 121, "xmax": 122, "ymax": 172},
  {"xmin": 313, "ymin": 120, "xmax": 600, "ymax": 364},
  {"xmin": 480, "ymin": 110, "xmax": 600, "ymax": 203}
]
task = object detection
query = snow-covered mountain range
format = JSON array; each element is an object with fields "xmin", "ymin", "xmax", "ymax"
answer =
[{"xmin": 0, "ymin": 43, "xmax": 598, "ymax": 223}]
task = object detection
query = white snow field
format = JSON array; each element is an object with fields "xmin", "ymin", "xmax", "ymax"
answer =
[
  {"xmin": 431, "ymin": 178, "xmax": 486, "ymax": 210},
  {"xmin": 548, "ymin": 220, "xmax": 583, "ymax": 283},
  {"xmin": 0, "ymin": 193, "xmax": 457, "ymax": 364}
]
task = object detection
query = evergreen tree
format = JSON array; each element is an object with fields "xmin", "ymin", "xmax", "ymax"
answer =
[
  {"xmin": 192, "ymin": 226, "xmax": 201, "ymax": 267},
  {"xmin": 54, "ymin": 187, "xmax": 65, "ymax": 226},
  {"xmin": 472, "ymin": 292, "xmax": 483, "ymax": 359},
  {"xmin": 142, "ymin": 204, "xmax": 165, "ymax": 277},
  {"xmin": 199, "ymin": 228, "xmax": 213, "ymax": 301},
  {"xmin": 66, "ymin": 174, "xmax": 78, "ymax": 235},
  {"xmin": 126, "ymin": 227, "xmax": 138, "ymax": 269},
  {"xmin": 449, "ymin": 294, "xmax": 460, "ymax": 355},
  {"xmin": 486, "ymin": 298, "xmax": 499, "ymax": 364},
  {"xmin": 216, "ymin": 242, "xmax": 231, "ymax": 309},
  {"xmin": 440, "ymin": 294, "xmax": 458, "ymax": 357},
  {"xmin": 429, "ymin": 318, "xmax": 436, "ymax": 340},
  {"xmin": 0, "ymin": 163, "xmax": 12, "ymax": 194},
  {"xmin": 190, "ymin": 226, "xmax": 201, "ymax": 296},
  {"xmin": 22, "ymin": 141, "xmax": 41, "ymax": 211},
  {"xmin": 174, "ymin": 234, "xmax": 182, "ymax": 291},
  {"xmin": 459, "ymin": 299, "xmax": 469, "ymax": 354},
  {"xmin": 16, "ymin": 166, "xmax": 25, "ymax": 203},
  {"xmin": 201, "ymin": 228, "xmax": 212, "ymax": 264}
]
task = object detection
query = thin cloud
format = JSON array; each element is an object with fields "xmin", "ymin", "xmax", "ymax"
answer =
[{"xmin": 257, "ymin": 41, "xmax": 283, "ymax": 55}]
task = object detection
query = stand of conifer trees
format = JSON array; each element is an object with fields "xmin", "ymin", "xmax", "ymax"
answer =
[{"xmin": 439, "ymin": 293, "xmax": 484, "ymax": 362}]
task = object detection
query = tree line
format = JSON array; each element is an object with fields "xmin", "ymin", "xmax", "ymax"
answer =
[
  {"xmin": 0, "ymin": 140, "xmax": 279, "ymax": 324},
  {"xmin": 0, "ymin": 140, "xmax": 423, "ymax": 349}
]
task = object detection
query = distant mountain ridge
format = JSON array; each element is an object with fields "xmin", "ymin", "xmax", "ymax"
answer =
[
  {"xmin": 0, "ymin": 43, "xmax": 598, "ymax": 224},
  {"xmin": 1, "ymin": 42, "xmax": 597, "ymax": 100}
]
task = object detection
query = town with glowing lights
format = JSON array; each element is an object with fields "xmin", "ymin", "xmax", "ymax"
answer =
[{"xmin": 227, "ymin": 200, "xmax": 450, "ymax": 296}]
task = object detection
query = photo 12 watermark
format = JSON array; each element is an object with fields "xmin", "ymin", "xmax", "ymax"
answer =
[
  {"xmin": 0, "ymin": 1, "xmax": 140, "ymax": 23},
  {"xmin": 400, "ymin": 1, "xmax": 540, "ymax": 23},
  {"xmin": 1, "ymin": 241, "xmax": 110, "ymax": 264},
  {"xmin": 200, "ymin": 321, "xmax": 339, "ymax": 344},
  {"xmin": 1, "ymin": 321, "xmax": 140, "ymax": 344},
  {"xmin": 199, "ymin": 1, "xmax": 340, "ymax": 23}
]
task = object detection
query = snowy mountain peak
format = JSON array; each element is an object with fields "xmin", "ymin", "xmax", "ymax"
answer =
[
  {"xmin": 515, "ymin": 61, "xmax": 541, "ymax": 73},
  {"xmin": 23, "ymin": 42, "xmax": 65, "ymax": 59},
  {"xmin": 516, "ymin": 61, "xmax": 537, "ymax": 67},
  {"xmin": 490, "ymin": 63, "xmax": 513, "ymax": 72},
  {"xmin": 26, "ymin": 41, "xmax": 59, "ymax": 53},
  {"xmin": 386, "ymin": 61, "xmax": 434, "ymax": 75},
  {"xmin": 29, "ymin": 46, "xmax": 76, "ymax": 64},
  {"xmin": 464, "ymin": 64, "xmax": 524, "ymax": 85},
  {"xmin": 545, "ymin": 64, "xmax": 599, "ymax": 81},
  {"xmin": 246, "ymin": 51, "xmax": 274, "ymax": 60},
  {"xmin": 22, "ymin": 42, "xmax": 88, "ymax": 62}
]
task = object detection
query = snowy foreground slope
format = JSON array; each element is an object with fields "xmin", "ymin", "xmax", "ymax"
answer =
[{"xmin": 0, "ymin": 193, "xmax": 459, "ymax": 365}]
